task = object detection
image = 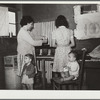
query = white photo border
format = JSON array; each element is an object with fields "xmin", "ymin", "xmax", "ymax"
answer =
[{"xmin": 0, "ymin": 1, "xmax": 100, "ymax": 99}]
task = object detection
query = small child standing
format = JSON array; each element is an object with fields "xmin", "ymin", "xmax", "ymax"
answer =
[
  {"xmin": 61, "ymin": 51, "xmax": 80, "ymax": 81},
  {"xmin": 21, "ymin": 54, "xmax": 36, "ymax": 90}
]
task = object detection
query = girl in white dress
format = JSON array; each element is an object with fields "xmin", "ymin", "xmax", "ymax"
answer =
[
  {"xmin": 60, "ymin": 51, "xmax": 80, "ymax": 81},
  {"xmin": 52, "ymin": 15, "xmax": 75, "ymax": 78}
]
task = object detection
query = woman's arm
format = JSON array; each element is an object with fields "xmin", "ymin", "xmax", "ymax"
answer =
[
  {"xmin": 69, "ymin": 36, "xmax": 75, "ymax": 47},
  {"xmin": 51, "ymin": 39, "xmax": 57, "ymax": 47},
  {"xmin": 51, "ymin": 30, "xmax": 57, "ymax": 47},
  {"xmin": 22, "ymin": 31, "xmax": 43, "ymax": 46},
  {"xmin": 69, "ymin": 30, "xmax": 75, "ymax": 47}
]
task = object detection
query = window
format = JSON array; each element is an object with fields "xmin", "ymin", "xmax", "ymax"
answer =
[{"xmin": 8, "ymin": 11, "xmax": 16, "ymax": 37}]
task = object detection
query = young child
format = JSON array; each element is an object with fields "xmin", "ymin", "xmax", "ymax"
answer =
[
  {"xmin": 21, "ymin": 54, "xmax": 37, "ymax": 90},
  {"xmin": 61, "ymin": 51, "xmax": 80, "ymax": 81}
]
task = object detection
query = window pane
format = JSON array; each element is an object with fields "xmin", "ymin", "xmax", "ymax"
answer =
[
  {"xmin": 8, "ymin": 11, "xmax": 15, "ymax": 23},
  {"xmin": 9, "ymin": 24, "xmax": 16, "ymax": 36}
]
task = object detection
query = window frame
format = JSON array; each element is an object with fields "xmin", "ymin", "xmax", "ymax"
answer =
[{"xmin": 8, "ymin": 9, "xmax": 17, "ymax": 37}]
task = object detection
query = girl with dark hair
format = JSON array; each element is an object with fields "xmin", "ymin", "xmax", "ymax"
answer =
[
  {"xmin": 55, "ymin": 15, "xmax": 69, "ymax": 28},
  {"xmin": 52, "ymin": 15, "xmax": 75, "ymax": 78},
  {"xmin": 20, "ymin": 16, "xmax": 34, "ymax": 27}
]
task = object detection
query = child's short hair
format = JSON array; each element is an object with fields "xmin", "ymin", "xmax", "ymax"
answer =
[
  {"xmin": 25, "ymin": 54, "xmax": 35, "ymax": 65},
  {"xmin": 68, "ymin": 51, "xmax": 78, "ymax": 60},
  {"xmin": 25, "ymin": 54, "xmax": 34, "ymax": 60}
]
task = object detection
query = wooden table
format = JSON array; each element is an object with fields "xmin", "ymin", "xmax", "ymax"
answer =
[{"xmin": 36, "ymin": 56, "xmax": 54, "ymax": 89}]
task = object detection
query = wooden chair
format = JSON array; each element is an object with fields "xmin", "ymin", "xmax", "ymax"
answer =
[{"xmin": 51, "ymin": 48, "xmax": 87, "ymax": 90}]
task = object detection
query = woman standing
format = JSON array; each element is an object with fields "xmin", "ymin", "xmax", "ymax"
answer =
[
  {"xmin": 17, "ymin": 16, "xmax": 46, "ymax": 77},
  {"xmin": 52, "ymin": 15, "xmax": 75, "ymax": 77}
]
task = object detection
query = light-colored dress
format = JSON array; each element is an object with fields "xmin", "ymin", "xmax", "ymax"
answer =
[
  {"xmin": 52, "ymin": 26, "xmax": 73, "ymax": 72},
  {"xmin": 67, "ymin": 61, "xmax": 80, "ymax": 80},
  {"xmin": 17, "ymin": 27, "xmax": 42, "ymax": 76}
]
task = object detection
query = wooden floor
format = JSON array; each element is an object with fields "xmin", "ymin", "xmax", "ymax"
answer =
[{"xmin": 33, "ymin": 83, "xmax": 88, "ymax": 90}]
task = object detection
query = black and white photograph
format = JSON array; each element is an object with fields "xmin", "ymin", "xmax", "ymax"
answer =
[{"xmin": 0, "ymin": 1, "xmax": 100, "ymax": 99}]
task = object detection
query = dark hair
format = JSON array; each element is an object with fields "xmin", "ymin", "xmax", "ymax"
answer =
[
  {"xmin": 69, "ymin": 51, "xmax": 78, "ymax": 60},
  {"xmin": 25, "ymin": 53, "xmax": 35, "ymax": 65},
  {"xmin": 20, "ymin": 16, "xmax": 34, "ymax": 27},
  {"xmin": 55, "ymin": 15, "xmax": 69, "ymax": 28}
]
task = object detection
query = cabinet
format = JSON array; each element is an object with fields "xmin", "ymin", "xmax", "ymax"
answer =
[
  {"xmin": 4, "ymin": 55, "xmax": 21, "ymax": 89},
  {"xmin": 85, "ymin": 60, "xmax": 100, "ymax": 90},
  {"xmin": 4, "ymin": 67, "xmax": 19, "ymax": 89}
]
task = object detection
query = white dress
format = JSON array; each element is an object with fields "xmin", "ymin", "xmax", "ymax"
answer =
[
  {"xmin": 67, "ymin": 61, "xmax": 80, "ymax": 80},
  {"xmin": 52, "ymin": 26, "xmax": 73, "ymax": 72}
]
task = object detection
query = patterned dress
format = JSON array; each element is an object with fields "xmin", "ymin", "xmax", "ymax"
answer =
[{"xmin": 52, "ymin": 26, "xmax": 74, "ymax": 72}]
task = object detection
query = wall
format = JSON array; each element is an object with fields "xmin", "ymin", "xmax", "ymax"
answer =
[
  {"xmin": 16, "ymin": 4, "xmax": 23, "ymax": 33},
  {"xmin": 22, "ymin": 4, "xmax": 99, "ymax": 52},
  {"xmin": 0, "ymin": 4, "xmax": 98, "ymax": 52},
  {"xmin": 22, "ymin": 4, "xmax": 76, "ymax": 29},
  {"xmin": 0, "ymin": 4, "xmax": 22, "ymax": 89}
]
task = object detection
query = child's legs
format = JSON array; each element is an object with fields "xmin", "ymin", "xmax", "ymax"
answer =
[
  {"xmin": 22, "ymin": 84, "xmax": 27, "ymax": 90},
  {"xmin": 61, "ymin": 72, "xmax": 65, "ymax": 78},
  {"xmin": 52, "ymin": 72, "xmax": 57, "ymax": 78},
  {"xmin": 26, "ymin": 84, "xmax": 33, "ymax": 90},
  {"xmin": 64, "ymin": 71, "xmax": 69, "ymax": 78},
  {"xmin": 52, "ymin": 72, "xmax": 61, "ymax": 78},
  {"xmin": 61, "ymin": 71, "xmax": 70, "ymax": 78}
]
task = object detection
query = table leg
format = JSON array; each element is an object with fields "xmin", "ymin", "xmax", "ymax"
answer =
[{"xmin": 41, "ymin": 59, "xmax": 46, "ymax": 89}]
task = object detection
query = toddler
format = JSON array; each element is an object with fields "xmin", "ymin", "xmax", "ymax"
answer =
[
  {"xmin": 61, "ymin": 66, "xmax": 70, "ymax": 78},
  {"xmin": 61, "ymin": 51, "xmax": 80, "ymax": 81},
  {"xmin": 21, "ymin": 54, "xmax": 37, "ymax": 90}
]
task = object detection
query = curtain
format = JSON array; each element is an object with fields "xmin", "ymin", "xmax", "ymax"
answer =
[
  {"xmin": 30, "ymin": 21, "xmax": 56, "ymax": 46},
  {"xmin": 0, "ymin": 7, "xmax": 9, "ymax": 36},
  {"xmin": 31, "ymin": 21, "xmax": 56, "ymax": 83}
]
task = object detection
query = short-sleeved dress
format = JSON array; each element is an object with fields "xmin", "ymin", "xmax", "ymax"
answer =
[
  {"xmin": 67, "ymin": 61, "xmax": 80, "ymax": 80},
  {"xmin": 52, "ymin": 26, "xmax": 73, "ymax": 72}
]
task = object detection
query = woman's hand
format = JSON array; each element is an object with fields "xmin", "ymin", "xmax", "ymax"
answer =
[
  {"xmin": 42, "ymin": 38, "xmax": 48, "ymax": 44},
  {"xmin": 41, "ymin": 36, "xmax": 48, "ymax": 44}
]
